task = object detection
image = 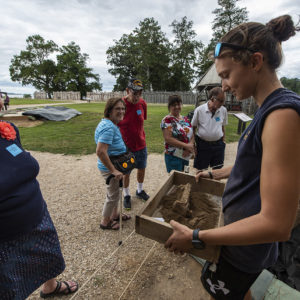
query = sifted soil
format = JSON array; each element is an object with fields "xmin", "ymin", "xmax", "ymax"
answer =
[{"xmin": 158, "ymin": 184, "xmax": 221, "ymax": 231}]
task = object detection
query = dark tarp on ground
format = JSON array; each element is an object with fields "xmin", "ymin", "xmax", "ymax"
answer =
[
  {"xmin": 22, "ymin": 106, "xmax": 82, "ymax": 121},
  {"xmin": 268, "ymin": 224, "xmax": 300, "ymax": 291}
]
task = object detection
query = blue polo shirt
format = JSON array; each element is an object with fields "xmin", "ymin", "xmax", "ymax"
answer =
[
  {"xmin": 0, "ymin": 122, "xmax": 45, "ymax": 241},
  {"xmin": 95, "ymin": 118, "xmax": 126, "ymax": 171},
  {"xmin": 221, "ymin": 88, "xmax": 300, "ymax": 273}
]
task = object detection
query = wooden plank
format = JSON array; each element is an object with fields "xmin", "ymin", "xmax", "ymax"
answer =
[
  {"xmin": 135, "ymin": 214, "xmax": 173, "ymax": 243},
  {"xmin": 135, "ymin": 214, "xmax": 220, "ymax": 262},
  {"xmin": 173, "ymin": 171, "xmax": 225, "ymax": 196},
  {"xmin": 135, "ymin": 170, "xmax": 224, "ymax": 263},
  {"xmin": 141, "ymin": 171, "xmax": 175, "ymax": 216}
]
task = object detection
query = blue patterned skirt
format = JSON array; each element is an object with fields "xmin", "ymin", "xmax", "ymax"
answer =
[{"xmin": 0, "ymin": 208, "xmax": 65, "ymax": 300}]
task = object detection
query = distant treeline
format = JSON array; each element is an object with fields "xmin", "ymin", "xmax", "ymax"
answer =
[{"xmin": 280, "ymin": 77, "xmax": 300, "ymax": 95}]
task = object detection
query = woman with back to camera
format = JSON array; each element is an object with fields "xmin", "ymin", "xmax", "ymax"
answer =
[
  {"xmin": 0, "ymin": 98, "xmax": 78, "ymax": 299},
  {"xmin": 95, "ymin": 97, "xmax": 131, "ymax": 230},
  {"xmin": 161, "ymin": 94, "xmax": 194, "ymax": 173},
  {"xmin": 165, "ymin": 15, "xmax": 300, "ymax": 300}
]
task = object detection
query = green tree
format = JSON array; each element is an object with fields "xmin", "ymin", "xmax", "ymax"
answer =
[
  {"xmin": 197, "ymin": 0, "xmax": 248, "ymax": 77},
  {"xmin": 107, "ymin": 18, "xmax": 170, "ymax": 91},
  {"xmin": 10, "ymin": 35, "xmax": 101, "ymax": 98},
  {"xmin": 9, "ymin": 35, "xmax": 58, "ymax": 98},
  {"xmin": 106, "ymin": 33, "xmax": 142, "ymax": 91},
  {"xmin": 281, "ymin": 77, "xmax": 300, "ymax": 94},
  {"xmin": 56, "ymin": 42, "xmax": 102, "ymax": 98},
  {"xmin": 169, "ymin": 17, "xmax": 204, "ymax": 90},
  {"xmin": 211, "ymin": 0, "xmax": 248, "ymax": 43}
]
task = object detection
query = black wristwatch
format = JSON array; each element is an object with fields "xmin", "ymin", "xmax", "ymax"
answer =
[{"xmin": 192, "ymin": 229, "xmax": 206, "ymax": 250}]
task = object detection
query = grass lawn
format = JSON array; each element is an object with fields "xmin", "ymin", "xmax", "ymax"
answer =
[
  {"xmin": 9, "ymin": 98, "xmax": 70, "ymax": 105},
  {"xmin": 18, "ymin": 103, "xmax": 243, "ymax": 155}
]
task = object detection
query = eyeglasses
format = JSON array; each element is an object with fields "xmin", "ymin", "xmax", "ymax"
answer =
[
  {"xmin": 213, "ymin": 96, "xmax": 225, "ymax": 104},
  {"xmin": 114, "ymin": 107, "xmax": 125, "ymax": 111},
  {"xmin": 214, "ymin": 42, "xmax": 255, "ymax": 58}
]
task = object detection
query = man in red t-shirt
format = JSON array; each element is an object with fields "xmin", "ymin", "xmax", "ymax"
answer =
[{"xmin": 118, "ymin": 78, "xmax": 150, "ymax": 210}]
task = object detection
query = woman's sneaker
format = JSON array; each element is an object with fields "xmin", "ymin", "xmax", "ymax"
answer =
[
  {"xmin": 124, "ymin": 195, "xmax": 131, "ymax": 210},
  {"xmin": 136, "ymin": 190, "xmax": 150, "ymax": 201}
]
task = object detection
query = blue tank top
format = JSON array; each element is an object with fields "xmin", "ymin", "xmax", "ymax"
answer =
[{"xmin": 221, "ymin": 88, "xmax": 300, "ymax": 273}]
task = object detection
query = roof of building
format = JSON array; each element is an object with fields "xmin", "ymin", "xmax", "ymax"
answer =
[{"xmin": 195, "ymin": 63, "xmax": 221, "ymax": 89}]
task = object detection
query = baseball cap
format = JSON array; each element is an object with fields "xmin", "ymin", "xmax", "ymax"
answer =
[{"xmin": 127, "ymin": 78, "xmax": 143, "ymax": 91}]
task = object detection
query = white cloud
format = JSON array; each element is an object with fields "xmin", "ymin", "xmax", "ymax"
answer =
[{"xmin": 0, "ymin": 0, "xmax": 299, "ymax": 94}]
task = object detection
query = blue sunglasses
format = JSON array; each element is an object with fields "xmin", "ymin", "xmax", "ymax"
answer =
[{"xmin": 214, "ymin": 42, "xmax": 255, "ymax": 58}]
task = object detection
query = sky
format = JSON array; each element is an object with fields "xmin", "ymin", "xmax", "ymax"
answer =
[{"xmin": 0, "ymin": 0, "xmax": 299, "ymax": 96}]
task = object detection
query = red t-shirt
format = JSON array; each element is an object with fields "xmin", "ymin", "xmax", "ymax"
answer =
[{"xmin": 118, "ymin": 97, "xmax": 147, "ymax": 152}]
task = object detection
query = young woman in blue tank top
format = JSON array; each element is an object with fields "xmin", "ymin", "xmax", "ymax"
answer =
[{"xmin": 165, "ymin": 15, "xmax": 300, "ymax": 300}]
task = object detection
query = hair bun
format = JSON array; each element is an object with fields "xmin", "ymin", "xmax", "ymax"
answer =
[{"xmin": 266, "ymin": 15, "xmax": 299, "ymax": 42}]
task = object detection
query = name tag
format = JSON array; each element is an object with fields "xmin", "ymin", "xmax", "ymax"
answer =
[
  {"xmin": 6, "ymin": 144, "xmax": 23, "ymax": 157},
  {"xmin": 136, "ymin": 109, "xmax": 142, "ymax": 116},
  {"xmin": 215, "ymin": 117, "xmax": 220, "ymax": 122}
]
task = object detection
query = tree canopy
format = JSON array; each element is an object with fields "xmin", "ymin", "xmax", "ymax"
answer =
[
  {"xmin": 107, "ymin": 18, "xmax": 170, "ymax": 91},
  {"xmin": 106, "ymin": 1, "xmax": 249, "ymax": 91},
  {"xmin": 281, "ymin": 77, "xmax": 300, "ymax": 94},
  {"xmin": 10, "ymin": 35, "xmax": 58, "ymax": 98},
  {"xmin": 211, "ymin": 0, "xmax": 248, "ymax": 43},
  {"xmin": 56, "ymin": 42, "xmax": 102, "ymax": 96},
  {"xmin": 10, "ymin": 35, "xmax": 101, "ymax": 98},
  {"xmin": 169, "ymin": 17, "xmax": 204, "ymax": 90},
  {"xmin": 107, "ymin": 17, "xmax": 204, "ymax": 91},
  {"xmin": 198, "ymin": 0, "xmax": 249, "ymax": 77}
]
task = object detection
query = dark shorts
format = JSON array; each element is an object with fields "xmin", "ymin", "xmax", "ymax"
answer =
[
  {"xmin": 201, "ymin": 256, "xmax": 261, "ymax": 300},
  {"xmin": 194, "ymin": 135, "xmax": 225, "ymax": 170},
  {"xmin": 131, "ymin": 147, "xmax": 147, "ymax": 169},
  {"xmin": 164, "ymin": 153, "xmax": 189, "ymax": 173}
]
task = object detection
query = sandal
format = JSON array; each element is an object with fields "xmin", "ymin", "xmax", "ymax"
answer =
[
  {"xmin": 113, "ymin": 213, "xmax": 131, "ymax": 222},
  {"xmin": 40, "ymin": 280, "xmax": 78, "ymax": 298},
  {"xmin": 100, "ymin": 220, "xmax": 120, "ymax": 230}
]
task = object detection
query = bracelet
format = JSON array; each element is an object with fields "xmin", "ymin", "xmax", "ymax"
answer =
[{"xmin": 208, "ymin": 171, "xmax": 213, "ymax": 179}]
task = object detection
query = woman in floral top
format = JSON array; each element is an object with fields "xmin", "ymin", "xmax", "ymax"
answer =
[{"xmin": 161, "ymin": 95, "xmax": 194, "ymax": 173}]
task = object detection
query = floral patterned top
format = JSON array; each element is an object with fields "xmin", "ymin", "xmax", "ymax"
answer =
[{"xmin": 160, "ymin": 115, "xmax": 193, "ymax": 155}]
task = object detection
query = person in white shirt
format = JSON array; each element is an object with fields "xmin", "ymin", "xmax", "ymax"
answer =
[{"xmin": 191, "ymin": 87, "xmax": 228, "ymax": 171}]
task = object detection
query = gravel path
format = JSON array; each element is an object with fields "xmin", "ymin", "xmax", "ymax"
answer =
[{"xmin": 27, "ymin": 143, "xmax": 238, "ymax": 299}]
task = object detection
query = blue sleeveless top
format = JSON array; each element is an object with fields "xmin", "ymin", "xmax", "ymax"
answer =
[{"xmin": 221, "ymin": 88, "xmax": 300, "ymax": 273}]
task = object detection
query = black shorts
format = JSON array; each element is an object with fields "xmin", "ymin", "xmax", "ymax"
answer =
[
  {"xmin": 201, "ymin": 256, "xmax": 261, "ymax": 300},
  {"xmin": 194, "ymin": 135, "xmax": 225, "ymax": 170}
]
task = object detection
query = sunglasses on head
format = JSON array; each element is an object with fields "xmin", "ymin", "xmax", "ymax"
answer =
[
  {"xmin": 214, "ymin": 42, "xmax": 255, "ymax": 58},
  {"xmin": 133, "ymin": 80, "xmax": 143, "ymax": 87}
]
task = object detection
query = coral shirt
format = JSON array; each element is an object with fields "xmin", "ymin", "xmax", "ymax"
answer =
[{"xmin": 118, "ymin": 97, "xmax": 147, "ymax": 152}]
